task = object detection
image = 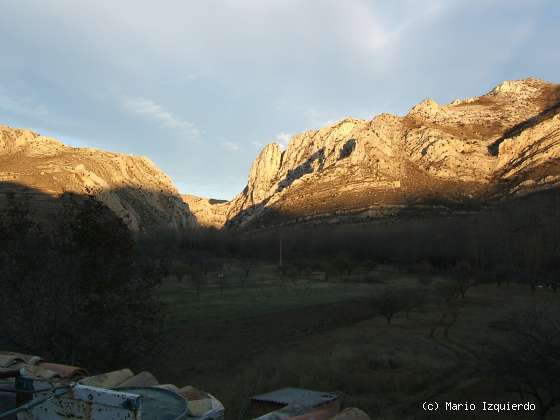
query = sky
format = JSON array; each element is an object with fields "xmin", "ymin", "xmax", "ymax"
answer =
[{"xmin": 0, "ymin": 1, "xmax": 558, "ymax": 199}]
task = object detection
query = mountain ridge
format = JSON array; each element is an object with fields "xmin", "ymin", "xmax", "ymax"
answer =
[
  {"xmin": 0, "ymin": 125, "xmax": 194, "ymax": 232},
  {"xmin": 188, "ymin": 77, "xmax": 560, "ymax": 229},
  {"xmin": 2, "ymin": 77, "xmax": 558, "ymax": 232}
]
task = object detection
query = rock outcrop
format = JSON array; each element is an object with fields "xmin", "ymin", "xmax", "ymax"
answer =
[
  {"xmin": 208, "ymin": 77, "xmax": 560, "ymax": 229},
  {"xmin": 181, "ymin": 194, "xmax": 229, "ymax": 228},
  {"xmin": 0, "ymin": 125, "xmax": 194, "ymax": 232}
]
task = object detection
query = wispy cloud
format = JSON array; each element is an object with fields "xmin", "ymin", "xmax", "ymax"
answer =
[
  {"xmin": 0, "ymin": 93, "xmax": 49, "ymax": 118},
  {"xmin": 367, "ymin": 0, "xmax": 447, "ymax": 51},
  {"xmin": 0, "ymin": 0, "xmax": 555, "ymax": 201},
  {"xmin": 0, "ymin": 92, "xmax": 75, "ymax": 127},
  {"xmin": 221, "ymin": 141, "xmax": 239, "ymax": 151},
  {"xmin": 122, "ymin": 97, "xmax": 199, "ymax": 139},
  {"xmin": 160, "ymin": 73, "xmax": 199, "ymax": 86}
]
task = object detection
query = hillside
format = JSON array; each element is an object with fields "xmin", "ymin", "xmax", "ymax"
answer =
[
  {"xmin": 0, "ymin": 126, "xmax": 194, "ymax": 232},
  {"xmin": 186, "ymin": 78, "xmax": 560, "ymax": 229}
]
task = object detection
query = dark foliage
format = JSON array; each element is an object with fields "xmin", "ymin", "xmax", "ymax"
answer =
[{"xmin": 0, "ymin": 195, "xmax": 164, "ymax": 372}]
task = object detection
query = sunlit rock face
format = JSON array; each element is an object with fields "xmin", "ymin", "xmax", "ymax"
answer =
[
  {"xmin": 181, "ymin": 194, "xmax": 229, "ymax": 229},
  {"xmin": 0, "ymin": 125, "xmax": 194, "ymax": 232},
  {"xmin": 213, "ymin": 78, "xmax": 560, "ymax": 229}
]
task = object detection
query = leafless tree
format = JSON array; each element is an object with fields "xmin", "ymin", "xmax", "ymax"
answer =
[
  {"xmin": 490, "ymin": 306, "xmax": 560, "ymax": 420},
  {"xmin": 217, "ymin": 270, "xmax": 226, "ymax": 296},
  {"xmin": 400, "ymin": 287, "xmax": 425, "ymax": 319},
  {"xmin": 453, "ymin": 260, "xmax": 477, "ymax": 299},
  {"xmin": 371, "ymin": 289, "xmax": 405, "ymax": 324},
  {"xmin": 429, "ymin": 280, "xmax": 461, "ymax": 338}
]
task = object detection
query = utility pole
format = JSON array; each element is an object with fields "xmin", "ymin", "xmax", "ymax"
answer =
[{"xmin": 279, "ymin": 238, "xmax": 283, "ymax": 267}]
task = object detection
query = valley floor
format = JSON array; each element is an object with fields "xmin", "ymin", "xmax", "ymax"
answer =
[{"xmin": 154, "ymin": 263, "xmax": 560, "ymax": 420}]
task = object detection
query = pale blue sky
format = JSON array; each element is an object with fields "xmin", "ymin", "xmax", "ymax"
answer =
[{"xmin": 0, "ymin": 0, "xmax": 558, "ymax": 199}]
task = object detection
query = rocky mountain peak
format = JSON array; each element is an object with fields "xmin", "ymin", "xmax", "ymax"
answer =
[
  {"xmin": 490, "ymin": 77, "xmax": 546, "ymax": 96},
  {"xmin": 246, "ymin": 142, "xmax": 283, "ymax": 205},
  {"xmin": 408, "ymin": 98, "xmax": 442, "ymax": 118},
  {"xmin": 0, "ymin": 125, "xmax": 194, "ymax": 232},
  {"xmin": 213, "ymin": 77, "xmax": 560, "ymax": 229}
]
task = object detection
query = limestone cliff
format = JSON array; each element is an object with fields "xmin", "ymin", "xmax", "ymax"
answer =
[
  {"xmin": 207, "ymin": 78, "xmax": 560, "ymax": 229},
  {"xmin": 0, "ymin": 125, "xmax": 194, "ymax": 232},
  {"xmin": 181, "ymin": 194, "xmax": 229, "ymax": 228}
]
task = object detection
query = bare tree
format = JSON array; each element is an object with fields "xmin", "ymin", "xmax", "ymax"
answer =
[
  {"xmin": 453, "ymin": 260, "xmax": 477, "ymax": 299},
  {"xmin": 174, "ymin": 263, "xmax": 190, "ymax": 282},
  {"xmin": 189, "ymin": 265, "xmax": 204, "ymax": 298},
  {"xmin": 490, "ymin": 306, "xmax": 560, "ymax": 420},
  {"xmin": 371, "ymin": 290, "xmax": 405, "ymax": 324},
  {"xmin": 416, "ymin": 260, "xmax": 434, "ymax": 289},
  {"xmin": 429, "ymin": 280, "xmax": 461, "ymax": 338},
  {"xmin": 400, "ymin": 287, "xmax": 425, "ymax": 319},
  {"xmin": 217, "ymin": 269, "xmax": 226, "ymax": 296}
]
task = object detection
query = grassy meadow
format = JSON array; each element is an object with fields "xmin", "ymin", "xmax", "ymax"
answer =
[{"xmin": 151, "ymin": 261, "xmax": 560, "ymax": 420}]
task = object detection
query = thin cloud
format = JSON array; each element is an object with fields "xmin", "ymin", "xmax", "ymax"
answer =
[
  {"xmin": 222, "ymin": 141, "xmax": 240, "ymax": 151},
  {"xmin": 122, "ymin": 97, "xmax": 199, "ymax": 139},
  {"xmin": 0, "ymin": 92, "xmax": 74, "ymax": 128},
  {"xmin": 0, "ymin": 0, "xmax": 556, "ymax": 201},
  {"xmin": 0, "ymin": 94, "xmax": 48, "ymax": 118}
]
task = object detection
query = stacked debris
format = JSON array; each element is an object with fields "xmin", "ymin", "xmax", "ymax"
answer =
[
  {"xmin": 0, "ymin": 351, "xmax": 223, "ymax": 419},
  {"xmin": 0, "ymin": 352, "xmax": 371, "ymax": 419}
]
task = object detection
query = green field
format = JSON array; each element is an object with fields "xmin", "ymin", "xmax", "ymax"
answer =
[{"xmin": 153, "ymin": 262, "xmax": 560, "ymax": 420}]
